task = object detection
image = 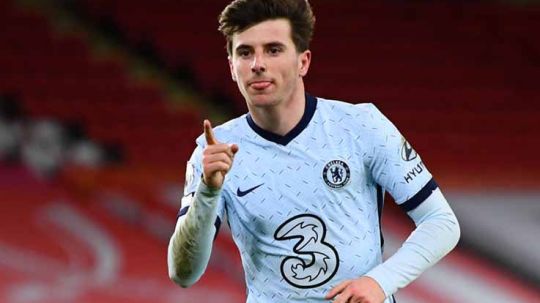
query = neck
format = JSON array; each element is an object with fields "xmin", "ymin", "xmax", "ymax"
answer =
[{"xmin": 248, "ymin": 83, "xmax": 306, "ymax": 136}]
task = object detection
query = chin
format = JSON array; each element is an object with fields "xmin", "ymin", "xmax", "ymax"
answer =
[{"xmin": 247, "ymin": 92, "xmax": 279, "ymax": 107}]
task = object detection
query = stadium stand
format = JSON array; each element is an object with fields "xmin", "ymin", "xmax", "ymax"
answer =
[{"xmin": 0, "ymin": 0, "xmax": 204, "ymax": 169}]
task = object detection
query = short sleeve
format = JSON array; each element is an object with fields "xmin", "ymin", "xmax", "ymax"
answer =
[
  {"xmin": 178, "ymin": 144, "xmax": 227, "ymax": 223},
  {"xmin": 364, "ymin": 104, "xmax": 438, "ymax": 212}
]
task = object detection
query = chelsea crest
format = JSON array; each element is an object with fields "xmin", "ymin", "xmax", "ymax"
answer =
[{"xmin": 322, "ymin": 160, "xmax": 350, "ymax": 189}]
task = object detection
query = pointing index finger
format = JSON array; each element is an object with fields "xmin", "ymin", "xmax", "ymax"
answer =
[{"xmin": 204, "ymin": 119, "xmax": 218, "ymax": 145}]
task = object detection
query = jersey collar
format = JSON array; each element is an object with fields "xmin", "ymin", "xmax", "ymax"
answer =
[{"xmin": 246, "ymin": 93, "xmax": 318, "ymax": 146}]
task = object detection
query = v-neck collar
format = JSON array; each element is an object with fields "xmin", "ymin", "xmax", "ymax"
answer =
[{"xmin": 246, "ymin": 93, "xmax": 317, "ymax": 146}]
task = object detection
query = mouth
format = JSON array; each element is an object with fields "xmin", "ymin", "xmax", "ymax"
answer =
[{"xmin": 248, "ymin": 79, "xmax": 273, "ymax": 90}]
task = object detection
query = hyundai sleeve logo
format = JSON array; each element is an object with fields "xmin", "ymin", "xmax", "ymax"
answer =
[{"xmin": 401, "ymin": 139, "xmax": 418, "ymax": 162}]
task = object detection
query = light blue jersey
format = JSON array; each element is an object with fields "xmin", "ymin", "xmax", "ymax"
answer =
[{"xmin": 179, "ymin": 94, "xmax": 436, "ymax": 302}]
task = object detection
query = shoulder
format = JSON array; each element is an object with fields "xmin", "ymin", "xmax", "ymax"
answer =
[{"xmin": 315, "ymin": 96, "xmax": 390, "ymax": 129}]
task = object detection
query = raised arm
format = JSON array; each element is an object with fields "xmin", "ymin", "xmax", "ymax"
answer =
[{"xmin": 167, "ymin": 120, "xmax": 238, "ymax": 287}]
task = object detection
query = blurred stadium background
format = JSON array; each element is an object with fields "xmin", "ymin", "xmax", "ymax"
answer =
[{"xmin": 1, "ymin": 0, "xmax": 539, "ymax": 302}]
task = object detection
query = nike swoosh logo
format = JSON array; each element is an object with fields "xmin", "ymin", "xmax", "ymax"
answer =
[{"xmin": 237, "ymin": 183, "xmax": 264, "ymax": 197}]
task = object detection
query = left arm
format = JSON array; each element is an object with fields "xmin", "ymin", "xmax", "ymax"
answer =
[
  {"xmin": 327, "ymin": 187, "xmax": 460, "ymax": 302},
  {"xmin": 365, "ymin": 187, "xmax": 460, "ymax": 297},
  {"xmin": 327, "ymin": 104, "xmax": 460, "ymax": 302}
]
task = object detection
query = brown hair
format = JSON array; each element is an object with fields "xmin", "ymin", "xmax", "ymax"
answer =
[{"xmin": 218, "ymin": 0, "xmax": 315, "ymax": 55}]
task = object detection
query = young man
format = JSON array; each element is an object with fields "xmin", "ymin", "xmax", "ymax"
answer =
[{"xmin": 168, "ymin": 1, "xmax": 460, "ymax": 302}]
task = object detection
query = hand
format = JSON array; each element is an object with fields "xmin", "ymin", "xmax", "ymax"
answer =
[
  {"xmin": 202, "ymin": 119, "xmax": 239, "ymax": 189},
  {"xmin": 325, "ymin": 276, "xmax": 386, "ymax": 303}
]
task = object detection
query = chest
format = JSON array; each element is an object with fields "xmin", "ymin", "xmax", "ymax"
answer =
[{"xmin": 224, "ymin": 134, "xmax": 375, "ymax": 233}]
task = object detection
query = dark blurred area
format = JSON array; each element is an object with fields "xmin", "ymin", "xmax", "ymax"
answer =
[{"xmin": 0, "ymin": 0, "xmax": 539, "ymax": 302}]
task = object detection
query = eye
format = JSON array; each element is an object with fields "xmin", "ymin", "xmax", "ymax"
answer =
[
  {"xmin": 268, "ymin": 46, "xmax": 282, "ymax": 55},
  {"xmin": 237, "ymin": 49, "xmax": 252, "ymax": 58}
]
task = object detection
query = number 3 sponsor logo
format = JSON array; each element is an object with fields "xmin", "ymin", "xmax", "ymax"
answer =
[{"xmin": 274, "ymin": 214, "xmax": 339, "ymax": 288}]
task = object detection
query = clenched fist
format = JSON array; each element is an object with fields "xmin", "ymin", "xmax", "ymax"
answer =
[{"xmin": 202, "ymin": 119, "xmax": 239, "ymax": 189}]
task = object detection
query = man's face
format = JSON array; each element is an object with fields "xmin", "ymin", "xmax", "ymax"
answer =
[{"xmin": 228, "ymin": 19, "xmax": 311, "ymax": 109}]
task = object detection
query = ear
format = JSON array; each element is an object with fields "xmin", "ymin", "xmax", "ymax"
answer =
[
  {"xmin": 228, "ymin": 56, "xmax": 237, "ymax": 82},
  {"xmin": 298, "ymin": 50, "xmax": 311, "ymax": 77}
]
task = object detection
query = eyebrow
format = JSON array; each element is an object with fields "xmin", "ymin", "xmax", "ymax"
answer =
[
  {"xmin": 266, "ymin": 42, "xmax": 286, "ymax": 49},
  {"xmin": 234, "ymin": 41, "xmax": 287, "ymax": 53},
  {"xmin": 235, "ymin": 44, "xmax": 252, "ymax": 53}
]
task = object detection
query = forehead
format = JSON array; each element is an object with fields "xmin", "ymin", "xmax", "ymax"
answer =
[{"xmin": 232, "ymin": 19, "xmax": 293, "ymax": 49}]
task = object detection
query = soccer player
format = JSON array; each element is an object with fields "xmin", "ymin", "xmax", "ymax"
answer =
[{"xmin": 167, "ymin": 0, "xmax": 460, "ymax": 302}]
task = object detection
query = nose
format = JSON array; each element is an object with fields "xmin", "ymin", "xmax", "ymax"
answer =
[{"xmin": 250, "ymin": 53, "xmax": 266, "ymax": 74}]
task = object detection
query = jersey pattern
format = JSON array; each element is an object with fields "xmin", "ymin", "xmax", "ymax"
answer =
[{"xmin": 180, "ymin": 94, "xmax": 434, "ymax": 302}]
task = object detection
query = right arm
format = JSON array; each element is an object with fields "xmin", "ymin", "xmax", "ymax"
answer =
[
  {"xmin": 167, "ymin": 120, "xmax": 239, "ymax": 287},
  {"xmin": 167, "ymin": 182, "xmax": 222, "ymax": 287}
]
